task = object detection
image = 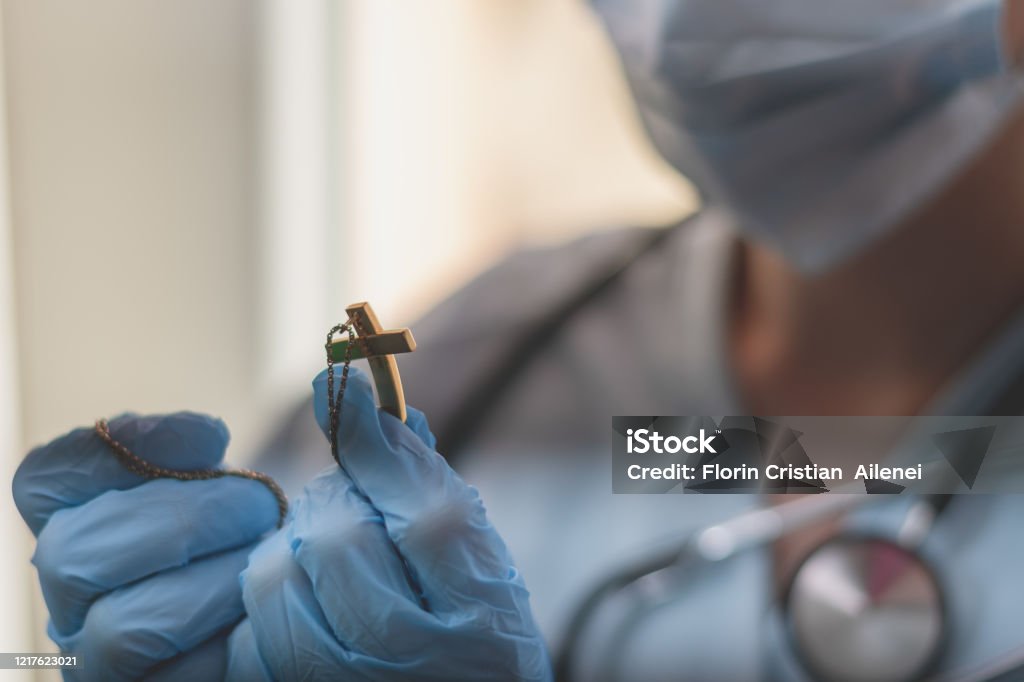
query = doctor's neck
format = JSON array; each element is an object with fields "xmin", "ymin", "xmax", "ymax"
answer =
[{"xmin": 731, "ymin": 108, "xmax": 1024, "ymax": 417}]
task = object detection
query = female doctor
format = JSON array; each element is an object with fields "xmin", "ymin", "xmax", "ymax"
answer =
[{"xmin": 14, "ymin": 0, "xmax": 1024, "ymax": 679}]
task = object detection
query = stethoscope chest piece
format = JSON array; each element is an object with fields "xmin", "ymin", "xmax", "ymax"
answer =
[{"xmin": 783, "ymin": 535, "xmax": 946, "ymax": 682}]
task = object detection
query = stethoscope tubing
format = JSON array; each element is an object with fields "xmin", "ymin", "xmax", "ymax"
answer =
[
  {"xmin": 554, "ymin": 484, "xmax": 957, "ymax": 682},
  {"xmin": 552, "ymin": 492, "xmax": 867, "ymax": 681}
]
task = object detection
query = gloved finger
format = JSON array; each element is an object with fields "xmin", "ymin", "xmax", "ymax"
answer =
[
  {"xmin": 312, "ymin": 368, "xmax": 522, "ymax": 618},
  {"xmin": 288, "ymin": 465, "xmax": 438, "ymax": 659},
  {"xmin": 238, "ymin": 529, "xmax": 356, "ymax": 679},
  {"xmin": 247, "ymin": 511, "xmax": 547, "ymax": 682},
  {"xmin": 143, "ymin": 630, "xmax": 231, "ymax": 682},
  {"xmin": 54, "ymin": 545, "xmax": 253, "ymax": 682},
  {"xmin": 404, "ymin": 406, "xmax": 437, "ymax": 450},
  {"xmin": 35, "ymin": 476, "xmax": 279, "ymax": 637},
  {"xmin": 14, "ymin": 412, "xmax": 230, "ymax": 536},
  {"xmin": 224, "ymin": 619, "xmax": 273, "ymax": 682}
]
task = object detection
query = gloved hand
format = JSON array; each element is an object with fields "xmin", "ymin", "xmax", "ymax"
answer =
[
  {"xmin": 225, "ymin": 366, "xmax": 551, "ymax": 681},
  {"xmin": 12, "ymin": 413, "xmax": 281, "ymax": 681}
]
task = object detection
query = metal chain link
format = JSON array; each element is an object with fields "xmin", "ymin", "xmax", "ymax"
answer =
[
  {"xmin": 93, "ymin": 418, "xmax": 289, "ymax": 527},
  {"xmin": 90, "ymin": 318, "xmax": 361, "ymax": 528},
  {"xmin": 325, "ymin": 318, "xmax": 356, "ymax": 466}
]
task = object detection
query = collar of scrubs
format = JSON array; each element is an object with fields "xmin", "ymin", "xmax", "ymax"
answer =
[
  {"xmin": 665, "ymin": 207, "xmax": 747, "ymax": 413},
  {"xmin": 919, "ymin": 300, "xmax": 1024, "ymax": 416}
]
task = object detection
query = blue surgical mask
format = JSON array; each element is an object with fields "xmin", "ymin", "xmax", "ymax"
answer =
[{"xmin": 592, "ymin": 0, "xmax": 1024, "ymax": 272}]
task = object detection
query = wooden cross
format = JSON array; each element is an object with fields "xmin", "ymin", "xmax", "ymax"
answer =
[{"xmin": 329, "ymin": 302, "xmax": 417, "ymax": 422}]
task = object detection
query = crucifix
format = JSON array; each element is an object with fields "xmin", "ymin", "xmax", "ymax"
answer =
[{"xmin": 328, "ymin": 301, "xmax": 417, "ymax": 422}]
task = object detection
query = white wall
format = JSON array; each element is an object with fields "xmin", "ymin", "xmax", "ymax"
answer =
[
  {"xmin": 3, "ymin": 0, "xmax": 272, "ymax": 454},
  {"xmin": 341, "ymin": 0, "xmax": 696, "ymax": 323},
  {"xmin": 0, "ymin": 4, "xmax": 32, "ymax": 677},
  {"xmin": 1, "ymin": 0, "xmax": 272, "ymax": 665}
]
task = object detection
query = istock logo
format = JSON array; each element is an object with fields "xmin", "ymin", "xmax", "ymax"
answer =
[{"xmin": 625, "ymin": 428, "xmax": 718, "ymax": 454}]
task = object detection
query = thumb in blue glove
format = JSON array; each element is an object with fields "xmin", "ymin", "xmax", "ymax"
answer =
[{"xmin": 227, "ymin": 366, "xmax": 551, "ymax": 681}]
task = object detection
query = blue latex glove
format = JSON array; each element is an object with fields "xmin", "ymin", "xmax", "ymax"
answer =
[
  {"xmin": 12, "ymin": 413, "xmax": 281, "ymax": 681},
  {"xmin": 225, "ymin": 366, "xmax": 551, "ymax": 681}
]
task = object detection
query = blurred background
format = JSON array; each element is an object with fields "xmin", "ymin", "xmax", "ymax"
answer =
[{"xmin": 0, "ymin": 0, "xmax": 694, "ymax": 671}]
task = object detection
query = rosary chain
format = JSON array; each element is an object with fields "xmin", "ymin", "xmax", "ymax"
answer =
[
  {"xmin": 91, "ymin": 316, "xmax": 360, "ymax": 528},
  {"xmin": 325, "ymin": 318, "xmax": 356, "ymax": 466},
  {"xmin": 94, "ymin": 418, "xmax": 289, "ymax": 527}
]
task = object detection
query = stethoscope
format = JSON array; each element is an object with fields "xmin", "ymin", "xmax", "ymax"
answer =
[
  {"xmin": 429, "ymin": 217, "xmax": 1024, "ymax": 682},
  {"xmin": 553, "ymin": 487, "xmax": 1024, "ymax": 682},
  {"xmin": 551, "ymin": 489, "xmax": 954, "ymax": 682}
]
